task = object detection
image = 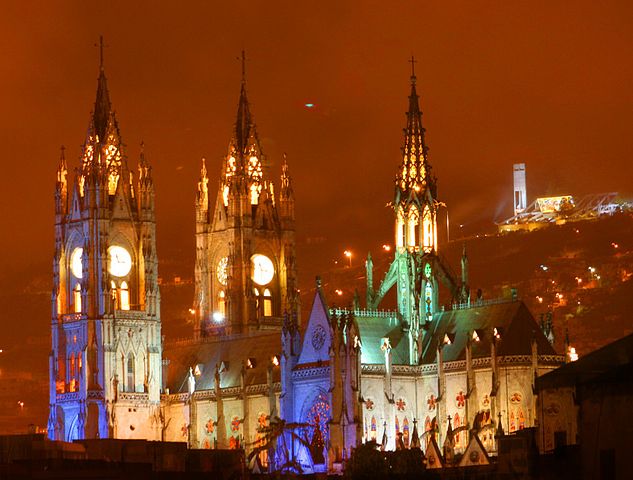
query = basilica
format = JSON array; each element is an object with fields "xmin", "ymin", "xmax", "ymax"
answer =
[{"xmin": 48, "ymin": 48, "xmax": 565, "ymax": 473}]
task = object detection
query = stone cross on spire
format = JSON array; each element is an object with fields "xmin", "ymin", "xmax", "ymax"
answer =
[
  {"xmin": 95, "ymin": 35, "xmax": 108, "ymax": 71},
  {"xmin": 409, "ymin": 55, "xmax": 417, "ymax": 83},
  {"xmin": 241, "ymin": 49, "xmax": 247, "ymax": 85}
]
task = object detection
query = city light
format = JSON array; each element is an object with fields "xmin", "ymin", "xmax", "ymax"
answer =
[
  {"xmin": 188, "ymin": 308, "xmax": 195, "ymax": 315},
  {"xmin": 335, "ymin": 289, "xmax": 343, "ymax": 296},
  {"xmin": 568, "ymin": 347, "xmax": 579, "ymax": 362},
  {"xmin": 611, "ymin": 242, "xmax": 619, "ymax": 249},
  {"xmin": 540, "ymin": 264, "xmax": 548, "ymax": 271},
  {"xmin": 536, "ymin": 296, "xmax": 543, "ymax": 303},
  {"xmin": 382, "ymin": 244, "xmax": 391, "ymax": 252},
  {"xmin": 18, "ymin": 401, "xmax": 24, "ymax": 408},
  {"xmin": 343, "ymin": 250, "xmax": 352, "ymax": 267},
  {"xmin": 212, "ymin": 312, "xmax": 224, "ymax": 323}
]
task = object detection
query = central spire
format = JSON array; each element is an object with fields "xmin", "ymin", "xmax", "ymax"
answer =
[
  {"xmin": 93, "ymin": 35, "xmax": 112, "ymax": 142},
  {"xmin": 396, "ymin": 55, "xmax": 433, "ymax": 201},
  {"xmin": 234, "ymin": 50, "xmax": 252, "ymax": 155}
]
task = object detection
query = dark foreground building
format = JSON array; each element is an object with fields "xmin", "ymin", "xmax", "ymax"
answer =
[
  {"xmin": 0, "ymin": 434, "xmax": 244, "ymax": 479},
  {"xmin": 536, "ymin": 332, "xmax": 633, "ymax": 480}
]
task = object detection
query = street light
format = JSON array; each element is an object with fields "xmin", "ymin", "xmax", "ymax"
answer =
[{"xmin": 343, "ymin": 250, "xmax": 352, "ymax": 267}]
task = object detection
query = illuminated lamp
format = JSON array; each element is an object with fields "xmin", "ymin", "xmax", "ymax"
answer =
[{"xmin": 212, "ymin": 311, "xmax": 224, "ymax": 323}]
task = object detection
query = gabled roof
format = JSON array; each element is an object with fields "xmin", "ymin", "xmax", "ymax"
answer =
[
  {"xmin": 163, "ymin": 331, "xmax": 280, "ymax": 393},
  {"xmin": 537, "ymin": 331, "xmax": 633, "ymax": 390},
  {"xmin": 425, "ymin": 435, "xmax": 444, "ymax": 469},
  {"xmin": 458, "ymin": 433, "xmax": 491, "ymax": 467},
  {"xmin": 355, "ymin": 314, "xmax": 410, "ymax": 365},
  {"xmin": 297, "ymin": 287, "xmax": 331, "ymax": 366},
  {"xmin": 419, "ymin": 300, "xmax": 557, "ymax": 364}
]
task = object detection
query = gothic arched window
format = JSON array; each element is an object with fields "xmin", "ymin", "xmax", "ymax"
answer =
[
  {"xmin": 422, "ymin": 205, "xmax": 434, "ymax": 253},
  {"xmin": 396, "ymin": 208, "xmax": 406, "ymax": 249},
  {"xmin": 407, "ymin": 206, "xmax": 419, "ymax": 248},
  {"xmin": 454, "ymin": 413, "xmax": 461, "ymax": 447},
  {"xmin": 403, "ymin": 417, "xmax": 410, "ymax": 448},
  {"xmin": 305, "ymin": 392, "xmax": 331, "ymax": 445},
  {"xmin": 120, "ymin": 281, "xmax": 130, "ymax": 311},
  {"xmin": 127, "ymin": 355, "xmax": 135, "ymax": 393},
  {"xmin": 218, "ymin": 290, "xmax": 226, "ymax": 316},
  {"xmin": 263, "ymin": 288, "xmax": 272, "ymax": 317},
  {"xmin": 73, "ymin": 284, "xmax": 81, "ymax": 313},
  {"xmin": 370, "ymin": 416, "xmax": 377, "ymax": 441},
  {"xmin": 424, "ymin": 416, "xmax": 431, "ymax": 448},
  {"xmin": 110, "ymin": 280, "xmax": 118, "ymax": 309}
]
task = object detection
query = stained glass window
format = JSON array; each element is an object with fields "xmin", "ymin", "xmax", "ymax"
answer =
[
  {"xmin": 454, "ymin": 413, "xmax": 461, "ymax": 447},
  {"xmin": 403, "ymin": 418, "xmax": 410, "ymax": 448},
  {"xmin": 306, "ymin": 392, "xmax": 331, "ymax": 444}
]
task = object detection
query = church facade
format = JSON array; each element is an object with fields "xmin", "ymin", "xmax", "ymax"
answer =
[{"xmin": 49, "ymin": 51, "xmax": 564, "ymax": 473}]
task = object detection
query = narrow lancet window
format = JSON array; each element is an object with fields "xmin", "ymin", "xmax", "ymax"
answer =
[{"xmin": 73, "ymin": 284, "xmax": 82, "ymax": 313}]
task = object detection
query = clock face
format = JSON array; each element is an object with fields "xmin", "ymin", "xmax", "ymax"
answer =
[
  {"xmin": 216, "ymin": 256, "xmax": 228, "ymax": 286},
  {"xmin": 108, "ymin": 246, "xmax": 132, "ymax": 277},
  {"xmin": 251, "ymin": 254, "xmax": 274, "ymax": 286},
  {"xmin": 311, "ymin": 325, "xmax": 326, "ymax": 351},
  {"xmin": 70, "ymin": 247, "xmax": 83, "ymax": 279}
]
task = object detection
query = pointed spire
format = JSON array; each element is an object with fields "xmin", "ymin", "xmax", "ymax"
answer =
[
  {"xmin": 396, "ymin": 55, "xmax": 433, "ymax": 199},
  {"xmin": 57, "ymin": 145, "xmax": 67, "ymax": 183},
  {"xmin": 496, "ymin": 412, "xmax": 505, "ymax": 437},
  {"xmin": 93, "ymin": 36, "xmax": 112, "ymax": 142},
  {"xmin": 410, "ymin": 418, "xmax": 421, "ymax": 449},
  {"xmin": 56, "ymin": 145, "xmax": 68, "ymax": 215},
  {"xmin": 280, "ymin": 153, "xmax": 293, "ymax": 199},
  {"xmin": 234, "ymin": 50, "xmax": 253, "ymax": 155},
  {"xmin": 138, "ymin": 141, "xmax": 153, "ymax": 187}
]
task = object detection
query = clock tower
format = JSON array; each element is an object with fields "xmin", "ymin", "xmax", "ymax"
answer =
[
  {"xmin": 194, "ymin": 54, "xmax": 298, "ymax": 336},
  {"xmin": 48, "ymin": 44, "xmax": 162, "ymax": 441}
]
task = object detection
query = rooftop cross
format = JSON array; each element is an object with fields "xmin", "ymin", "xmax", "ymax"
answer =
[
  {"xmin": 409, "ymin": 55, "xmax": 417, "ymax": 82},
  {"xmin": 241, "ymin": 49, "xmax": 247, "ymax": 84},
  {"xmin": 95, "ymin": 35, "xmax": 108, "ymax": 71}
]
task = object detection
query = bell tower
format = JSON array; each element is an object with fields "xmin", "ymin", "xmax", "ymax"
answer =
[
  {"xmin": 194, "ymin": 52, "xmax": 298, "ymax": 337},
  {"xmin": 366, "ymin": 59, "xmax": 465, "ymax": 364},
  {"xmin": 48, "ymin": 40, "xmax": 162, "ymax": 441}
]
